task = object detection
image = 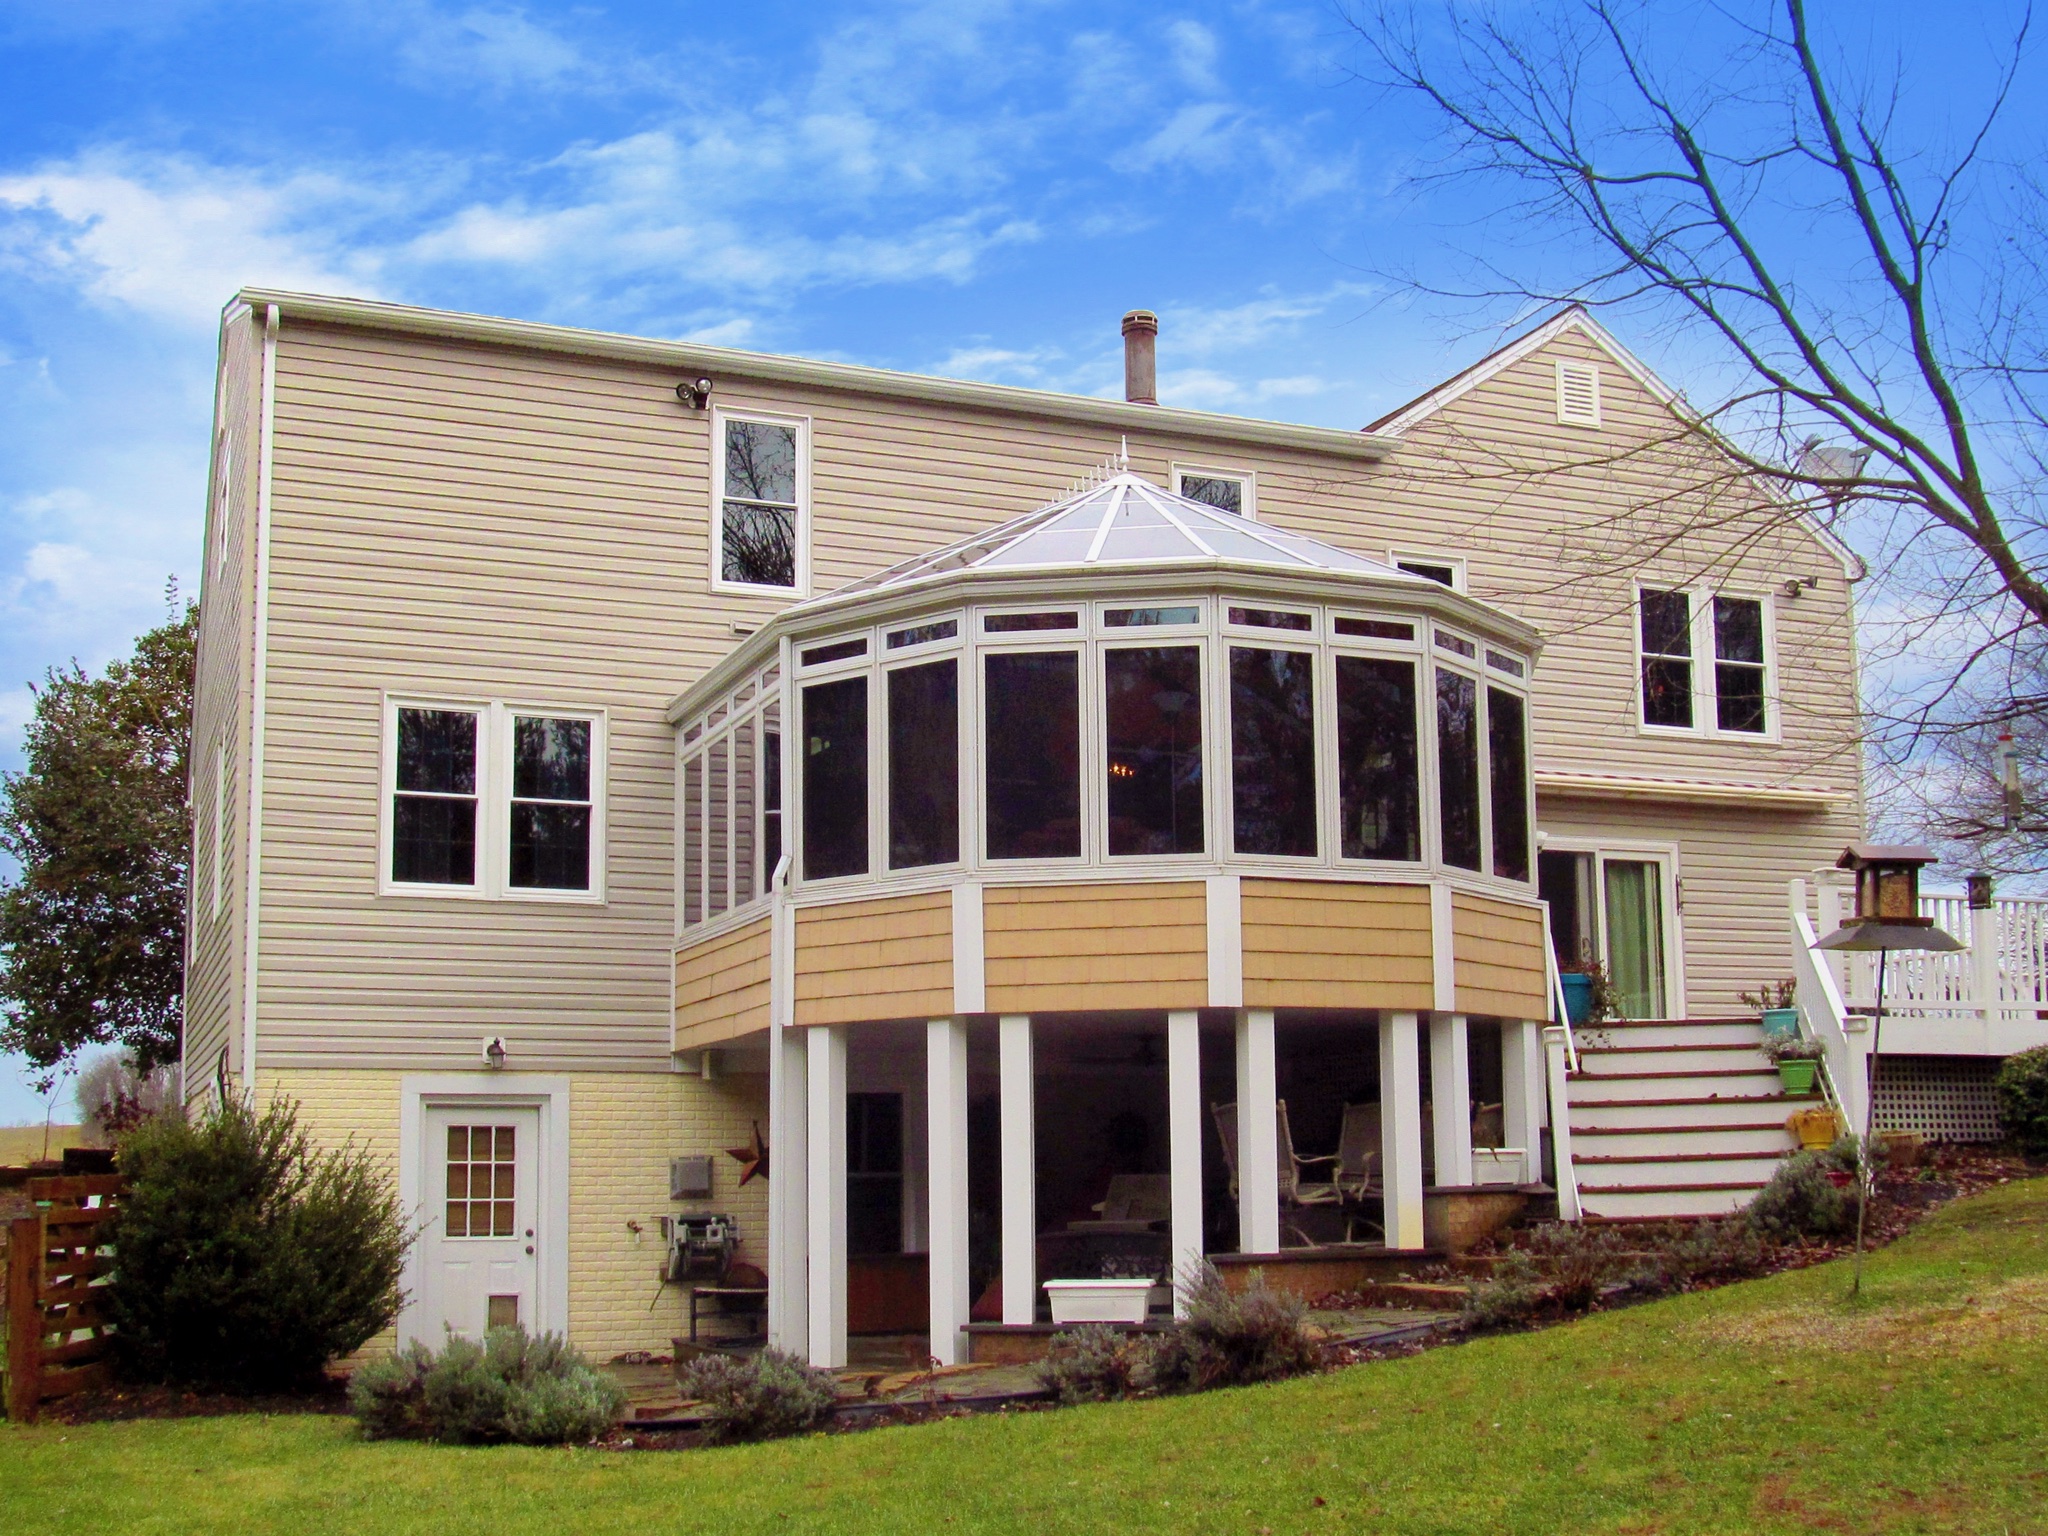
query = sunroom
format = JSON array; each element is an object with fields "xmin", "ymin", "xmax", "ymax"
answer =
[{"xmin": 666, "ymin": 471, "xmax": 1559, "ymax": 1368}]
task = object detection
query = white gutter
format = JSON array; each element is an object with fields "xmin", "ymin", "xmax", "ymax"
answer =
[
  {"xmin": 239, "ymin": 303, "xmax": 279, "ymax": 1093},
  {"xmin": 233, "ymin": 288, "xmax": 1398, "ymax": 463}
]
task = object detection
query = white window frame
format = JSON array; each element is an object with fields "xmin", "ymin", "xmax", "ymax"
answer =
[
  {"xmin": 379, "ymin": 696, "xmax": 608, "ymax": 904},
  {"xmin": 1390, "ymin": 550, "xmax": 1468, "ymax": 594},
  {"xmin": 1554, "ymin": 360, "xmax": 1603, "ymax": 427},
  {"xmin": 1538, "ymin": 837, "xmax": 1685, "ymax": 1016},
  {"xmin": 1171, "ymin": 463, "xmax": 1257, "ymax": 520},
  {"xmin": 882, "ymin": 635, "xmax": 969, "ymax": 878},
  {"xmin": 1632, "ymin": 583, "xmax": 1780, "ymax": 743},
  {"xmin": 710, "ymin": 407, "xmax": 812, "ymax": 598}
]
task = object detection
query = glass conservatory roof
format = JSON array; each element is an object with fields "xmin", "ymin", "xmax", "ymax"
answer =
[{"xmin": 829, "ymin": 472, "xmax": 1427, "ymax": 600}]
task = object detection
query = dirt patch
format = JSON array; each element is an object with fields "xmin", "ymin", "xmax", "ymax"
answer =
[
  {"xmin": 37, "ymin": 1376, "xmax": 352, "ymax": 1424},
  {"xmin": 1689, "ymin": 1272, "xmax": 2048, "ymax": 1357}
]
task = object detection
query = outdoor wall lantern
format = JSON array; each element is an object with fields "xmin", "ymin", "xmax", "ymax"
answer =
[{"xmin": 1812, "ymin": 843, "xmax": 1962, "ymax": 1292}]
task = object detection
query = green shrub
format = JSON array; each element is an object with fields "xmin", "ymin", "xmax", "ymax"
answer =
[
  {"xmin": 1995, "ymin": 1045, "xmax": 2048, "ymax": 1155},
  {"xmin": 1745, "ymin": 1151, "xmax": 1856, "ymax": 1241},
  {"xmin": 1146, "ymin": 1263, "xmax": 1322, "ymax": 1392},
  {"xmin": 1036, "ymin": 1324, "xmax": 1143, "ymax": 1404},
  {"xmin": 1461, "ymin": 1250, "xmax": 1548, "ymax": 1330},
  {"xmin": 677, "ymin": 1347, "xmax": 838, "ymax": 1443},
  {"xmin": 106, "ymin": 1093, "xmax": 411, "ymax": 1390},
  {"xmin": 349, "ymin": 1326, "xmax": 625, "ymax": 1445},
  {"xmin": 1631, "ymin": 1218, "xmax": 1778, "ymax": 1294},
  {"xmin": 1514, "ymin": 1221, "xmax": 1636, "ymax": 1310}
]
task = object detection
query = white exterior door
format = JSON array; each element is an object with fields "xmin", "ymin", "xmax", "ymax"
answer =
[{"xmin": 422, "ymin": 1105, "xmax": 541, "ymax": 1338}]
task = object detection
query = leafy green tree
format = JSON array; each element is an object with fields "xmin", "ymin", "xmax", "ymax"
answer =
[{"xmin": 0, "ymin": 598, "xmax": 195, "ymax": 1082}]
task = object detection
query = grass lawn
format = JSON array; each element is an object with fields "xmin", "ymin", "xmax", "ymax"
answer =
[{"xmin": 5, "ymin": 1179, "xmax": 2046, "ymax": 1536}]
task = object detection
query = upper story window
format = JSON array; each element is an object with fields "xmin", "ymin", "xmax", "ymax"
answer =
[
  {"xmin": 386, "ymin": 701, "xmax": 604, "ymax": 899},
  {"xmin": 716, "ymin": 412, "xmax": 807, "ymax": 593},
  {"xmin": 1638, "ymin": 587, "xmax": 1771, "ymax": 737},
  {"xmin": 1555, "ymin": 360, "xmax": 1602, "ymax": 427},
  {"xmin": 1173, "ymin": 466, "xmax": 1252, "ymax": 518},
  {"xmin": 1393, "ymin": 552, "xmax": 1467, "ymax": 593}
]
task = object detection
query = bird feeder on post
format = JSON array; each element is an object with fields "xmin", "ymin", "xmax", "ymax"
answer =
[{"xmin": 1812, "ymin": 843, "xmax": 1963, "ymax": 1293}]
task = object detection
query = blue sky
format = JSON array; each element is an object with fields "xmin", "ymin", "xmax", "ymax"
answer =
[{"xmin": 0, "ymin": 1, "xmax": 2037, "ymax": 1122}]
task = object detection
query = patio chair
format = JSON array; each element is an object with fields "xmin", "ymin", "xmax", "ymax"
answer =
[
  {"xmin": 1067, "ymin": 1173, "xmax": 1173, "ymax": 1233},
  {"xmin": 1211, "ymin": 1100, "xmax": 1342, "ymax": 1246}
]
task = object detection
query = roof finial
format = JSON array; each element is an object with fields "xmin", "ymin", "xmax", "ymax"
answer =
[{"xmin": 1119, "ymin": 434, "xmax": 1129, "ymax": 470}]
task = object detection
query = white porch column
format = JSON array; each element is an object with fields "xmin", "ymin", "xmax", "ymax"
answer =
[
  {"xmin": 1235, "ymin": 1008, "xmax": 1280, "ymax": 1253},
  {"xmin": 998, "ymin": 1014, "xmax": 1036, "ymax": 1327},
  {"xmin": 1500, "ymin": 1019, "xmax": 1545, "ymax": 1188},
  {"xmin": 805, "ymin": 1025, "xmax": 848, "ymax": 1368},
  {"xmin": 1429, "ymin": 1014, "xmax": 1474, "ymax": 1188},
  {"xmin": 766, "ymin": 1020, "xmax": 809, "ymax": 1355},
  {"xmin": 927, "ymin": 1017, "xmax": 971, "ymax": 1365},
  {"xmin": 1166, "ymin": 1009, "xmax": 1203, "ymax": 1311},
  {"xmin": 1544, "ymin": 1025, "xmax": 1583, "ymax": 1221},
  {"xmin": 1380, "ymin": 1012, "xmax": 1425, "ymax": 1250}
]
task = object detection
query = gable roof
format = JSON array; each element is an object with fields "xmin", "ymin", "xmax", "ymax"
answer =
[{"xmin": 1364, "ymin": 306, "xmax": 1864, "ymax": 580}]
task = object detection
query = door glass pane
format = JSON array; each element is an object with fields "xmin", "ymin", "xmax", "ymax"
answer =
[
  {"xmin": 888, "ymin": 659, "xmax": 959, "ymax": 869},
  {"xmin": 1230, "ymin": 647, "xmax": 1317, "ymax": 856},
  {"xmin": 1335, "ymin": 655, "xmax": 1419, "ymax": 861},
  {"xmin": 985, "ymin": 651, "xmax": 1081, "ymax": 859},
  {"xmin": 847, "ymin": 1093, "xmax": 905, "ymax": 1257},
  {"xmin": 1436, "ymin": 671, "xmax": 1481, "ymax": 871},
  {"xmin": 802, "ymin": 677, "xmax": 869, "ymax": 880},
  {"xmin": 1602, "ymin": 861, "xmax": 1667, "ymax": 1019},
  {"xmin": 1105, "ymin": 646, "xmax": 1204, "ymax": 856},
  {"xmin": 1487, "ymin": 688, "xmax": 1530, "ymax": 881},
  {"xmin": 445, "ymin": 1123, "xmax": 516, "ymax": 1240}
]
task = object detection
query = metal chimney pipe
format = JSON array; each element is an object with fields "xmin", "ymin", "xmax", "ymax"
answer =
[{"xmin": 1122, "ymin": 310, "xmax": 1158, "ymax": 405}]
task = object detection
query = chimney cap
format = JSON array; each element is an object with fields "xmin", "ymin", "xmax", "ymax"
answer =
[{"xmin": 1121, "ymin": 309, "xmax": 1159, "ymax": 336}]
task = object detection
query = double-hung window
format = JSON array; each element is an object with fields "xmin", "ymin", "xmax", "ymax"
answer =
[
  {"xmin": 1172, "ymin": 465, "xmax": 1252, "ymax": 517},
  {"xmin": 715, "ymin": 412, "xmax": 807, "ymax": 592},
  {"xmin": 1638, "ymin": 587, "xmax": 1771, "ymax": 736},
  {"xmin": 386, "ymin": 702, "xmax": 604, "ymax": 899}
]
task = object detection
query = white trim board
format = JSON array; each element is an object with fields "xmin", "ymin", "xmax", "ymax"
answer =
[{"xmin": 398, "ymin": 1073, "xmax": 573, "ymax": 1346}]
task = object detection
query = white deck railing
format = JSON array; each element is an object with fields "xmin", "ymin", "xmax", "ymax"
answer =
[{"xmin": 1789, "ymin": 877, "xmax": 2048, "ymax": 1072}]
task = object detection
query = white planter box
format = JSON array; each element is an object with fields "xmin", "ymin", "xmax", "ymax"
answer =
[
  {"xmin": 1472, "ymin": 1147, "xmax": 1529, "ymax": 1186},
  {"xmin": 1043, "ymin": 1278, "xmax": 1154, "ymax": 1325}
]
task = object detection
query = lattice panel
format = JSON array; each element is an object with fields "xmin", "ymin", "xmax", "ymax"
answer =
[{"xmin": 1871, "ymin": 1055, "xmax": 2003, "ymax": 1142}]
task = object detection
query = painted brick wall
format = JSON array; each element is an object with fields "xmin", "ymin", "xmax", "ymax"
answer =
[{"xmin": 261, "ymin": 1066, "xmax": 771, "ymax": 1362}]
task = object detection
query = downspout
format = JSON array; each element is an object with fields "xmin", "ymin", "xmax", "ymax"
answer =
[{"xmin": 239, "ymin": 303, "xmax": 279, "ymax": 1094}]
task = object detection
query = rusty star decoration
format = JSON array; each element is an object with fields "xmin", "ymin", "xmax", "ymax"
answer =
[{"xmin": 724, "ymin": 1120, "xmax": 769, "ymax": 1185}]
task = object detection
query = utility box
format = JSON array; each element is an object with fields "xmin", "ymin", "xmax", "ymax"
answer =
[{"xmin": 670, "ymin": 1155, "xmax": 714, "ymax": 1201}]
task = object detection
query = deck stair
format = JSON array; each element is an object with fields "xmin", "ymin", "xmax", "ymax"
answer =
[{"xmin": 1567, "ymin": 1018, "xmax": 1807, "ymax": 1220}]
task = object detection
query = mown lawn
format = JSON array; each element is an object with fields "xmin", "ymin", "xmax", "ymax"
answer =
[{"xmin": 5, "ymin": 1179, "xmax": 2046, "ymax": 1536}]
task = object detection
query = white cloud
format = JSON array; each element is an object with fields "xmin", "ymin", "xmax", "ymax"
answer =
[
  {"xmin": 1165, "ymin": 19, "xmax": 1223, "ymax": 94},
  {"xmin": 1121, "ymin": 102, "xmax": 1242, "ymax": 173},
  {"xmin": 0, "ymin": 150, "xmax": 386, "ymax": 327},
  {"xmin": 399, "ymin": 7, "xmax": 590, "ymax": 92},
  {"xmin": 1163, "ymin": 282, "xmax": 1377, "ymax": 355}
]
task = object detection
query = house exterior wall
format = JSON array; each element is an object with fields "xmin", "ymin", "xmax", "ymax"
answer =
[
  {"xmin": 1451, "ymin": 892, "xmax": 1550, "ymax": 1019},
  {"xmin": 673, "ymin": 915, "xmax": 772, "ymax": 1049},
  {"xmin": 793, "ymin": 891, "xmax": 953, "ymax": 1026},
  {"xmin": 184, "ymin": 304, "xmax": 264, "ymax": 1097},
  {"xmin": 982, "ymin": 882, "xmax": 1209, "ymax": 1013},
  {"xmin": 1240, "ymin": 880, "xmax": 1435, "ymax": 1011},
  {"xmin": 187, "ymin": 304, "xmax": 1865, "ymax": 1081},
  {"xmin": 263, "ymin": 1065, "xmax": 771, "ymax": 1360}
]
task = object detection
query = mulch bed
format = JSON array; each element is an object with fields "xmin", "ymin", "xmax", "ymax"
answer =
[{"xmin": 37, "ymin": 1374, "xmax": 352, "ymax": 1425}]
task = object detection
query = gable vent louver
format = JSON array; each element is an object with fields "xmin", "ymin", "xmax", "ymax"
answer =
[{"xmin": 1555, "ymin": 360, "xmax": 1602, "ymax": 427}]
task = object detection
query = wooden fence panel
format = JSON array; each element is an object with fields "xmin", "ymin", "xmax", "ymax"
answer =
[{"xmin": 2, "ymin": 1174, "xmax": 124, "ymax": 1422}]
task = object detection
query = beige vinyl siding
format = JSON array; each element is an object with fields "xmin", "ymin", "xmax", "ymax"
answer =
[
  {"xmin": 1240, "ymin": 880, "xmax": 1434, "ymax": 1011},
  {"xmin": 184, "ymin": 307, "xmax": 262, "ymax": 1094},
  {"xmin": 1450, "ymin": 892, "xmax": 1549, "ymax": 1020},
  {"xmin": 673, "ymin": 916, "xmax": 772, "ymax": 1048},
  {"xmin": 1537, "ymin": 792, "xmax": 1858, "ymax": 1016},
  {"xmin": 983, "ymin": 882, "xmax": 1208, "ymax": 1013},
  {"xmin": 793, "ymin": 892, "xmax": 952, "ymax": 1026},
  {"xmin": 225, "ymin": 309, "xmax": 1865, "ymax": 1076}
]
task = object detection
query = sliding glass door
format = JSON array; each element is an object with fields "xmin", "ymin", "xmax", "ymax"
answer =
[{"xmin": 1538, "ymin": 846, "xmax": 1675, "ymax": 1020}]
